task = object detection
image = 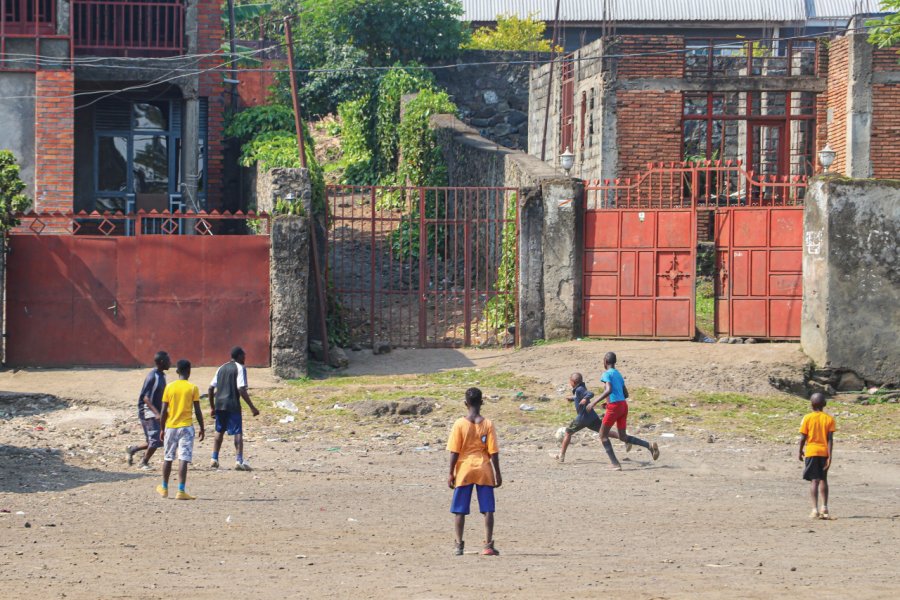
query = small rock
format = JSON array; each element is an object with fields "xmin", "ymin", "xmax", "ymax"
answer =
[
  {"xmin": 373, "ymin": 341, "xmax": 392, "ymax": 355},
  {"xmin": 24, "ymin": 522, "xmax": 31, "ymax": 528},
  {"xmin": 744, "ymin": 338, "xmax": 758, "ymax": 344},
  {"xmin": 790, "ymin": 567, "xmax": 797, "ymax": 572},
  {"xmin": 707, "ymin": 434, "xmax": 715, "ymax": 443},
  {"xmin": 837, "ymin": 371, "xmax": 865, "ymax": 392},
  {"xmin": 350, "ymin": 343, "xmax": 362, "ymax": 352}
]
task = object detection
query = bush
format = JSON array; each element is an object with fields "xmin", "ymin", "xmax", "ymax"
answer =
[
  {"xmin": 0, "ymin": 150, "xmax": 30, "ymax": 230},
  {"xmin": 239, "ymin": 131, "xmax": 325, "ymax": 215},
  {"xmin": 225, "ymin": 104, "xmax": 295, "ymax": 141},
  {"xmin": 336, "ymin": 96, "xmax": 377, "ymax": 184},
  {"xmin": 374, "ymin": 65, "xmax": 435, "ymax": 177},
  {"xmin": 464, "ymin": 13, "xmax": 560, "ymax": 52}
]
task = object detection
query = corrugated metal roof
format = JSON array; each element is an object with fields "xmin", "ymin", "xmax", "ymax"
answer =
[{"xmin": 461, "ymin": 0, "xmax": 888, "ymax": 22}]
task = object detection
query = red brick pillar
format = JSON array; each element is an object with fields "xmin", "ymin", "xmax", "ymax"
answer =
[{"xmin": 34, "ymin": 70, "xmax": 75, "ymax": 213}]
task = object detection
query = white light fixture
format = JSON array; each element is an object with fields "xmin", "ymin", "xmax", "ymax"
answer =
[
  {"xmin": 560, "ymin": 146, "xmax": 575, "ymax": 175},
  {"xmin": 818, "ymin": 144, "xmax": 836, "ymax": 173}
]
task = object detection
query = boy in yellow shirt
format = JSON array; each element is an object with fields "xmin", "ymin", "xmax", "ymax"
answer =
[
  {"xmin": 798, "ymin": 392, "xmax": 836, "ymax": 520},
  {"xmin": 447, "ymin": 387, "xmax": 502, "ymax": 557},
  {"xmin": 157, "ymin": 359, "xmax": 205, "ymax": 500}
]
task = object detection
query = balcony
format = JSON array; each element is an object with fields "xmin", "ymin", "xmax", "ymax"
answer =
[
  {"xmin": 72, "ymin": 0, "xmax": 184, "ymax": 57},
  {"xmin": 685, "ymin": 38, "xmax": 819, "ymax": 78},
  {"xmin": 1, "ymin": 0, "xmax": 70, "ymax": 70},
  {"xmin": 2, "ymin": 0, "xmax": 55, "ymax": 34}
]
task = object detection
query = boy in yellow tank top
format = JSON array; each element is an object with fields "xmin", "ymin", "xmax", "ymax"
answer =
[
  {"xmin": 447, "ymin": 387, "xmax": 502, "ymax": 556},
  {"xmin": 798, "ymin": 392, "xmax": 836, "ymax": 519}
]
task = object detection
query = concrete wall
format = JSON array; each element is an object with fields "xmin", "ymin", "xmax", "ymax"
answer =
[
  {"xmin": 256, "ymin": 167, "xmax": 313, "ymax": 215},
  {"xmin": 432, "ymin": 114, "xmax": 583, "ymax": 345},
  {"xmin": 802, "ymin": 177, "xmax": 900, "ymax": 385},
  {"xmin": 434, "ymin": 50, "xmax": 548, "ymax": 151},
  {"xmin": 0, "ymin": 73, "xmax": 36, "ymax": 199}
]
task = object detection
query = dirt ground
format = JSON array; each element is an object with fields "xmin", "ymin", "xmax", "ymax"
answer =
[{"xmin": 1, "ymin": 341, "xmax": 898, "ymax": 599}]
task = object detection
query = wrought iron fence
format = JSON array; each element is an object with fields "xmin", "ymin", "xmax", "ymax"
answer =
[
  {"xmin": 10, "ymin": 210, "xmax": 270, "ymax": 237},
  {"xmin": 72, "ymin": 0, "xmax": 184, "ymax": 55}
]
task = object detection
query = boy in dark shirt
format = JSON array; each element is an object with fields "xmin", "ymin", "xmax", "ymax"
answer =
[
  {"xmin": 126, "ymin": 351, "xmax": 170, "ymax": 470},
  {"xmin": 555, "ymin": 373, "xmax": 600, "ymax": 463}
]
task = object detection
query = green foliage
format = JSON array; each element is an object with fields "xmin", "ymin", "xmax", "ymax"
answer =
[
  {"xmin": 238, "ymin": 130, "xmax": 325, "ymax": 215},
  {"xmin": 225, "ymin": 104, "xmax": 295, "ymax": 141},
  {"xmin": 483, "ymin": 196, "xmax": 517, "ymax": 329},
  {"xmin": 0, "ymin": 150, "xmax": 30, "ymax": 230},
  {"xmin": 336, "ymin": 96, "xmax": 377, "ymax": 184},
  {"xmin": 274, "ymin": 197, "xmax": 305, "ymax": 216},
  {"xmin": 464, "ymin": 13, "xmax": 560, "ymax": 52},
  {"xmin": 374, "ymin": 65, "xmax": 435, "ymax": 177},
  {"xmin": 868, "ymin": 4, "xmax": 900, "ymax": 52}
]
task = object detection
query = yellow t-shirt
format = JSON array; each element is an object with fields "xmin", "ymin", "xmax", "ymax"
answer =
[
  {"xmin": 799, "ymin": 411, "xmax": 836, "ymax": 458},
  {"xmin": 447, "ymin": 417, "xmax": 499, "ymax": 487},
  {"xmin": 162, "ymin": 379, "xmax": 200, "ymax": 429}
]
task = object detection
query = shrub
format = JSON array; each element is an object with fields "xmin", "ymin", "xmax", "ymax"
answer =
[{"xmin": 0, "ymin": 150, "xmax": 30, "ymax": 230}]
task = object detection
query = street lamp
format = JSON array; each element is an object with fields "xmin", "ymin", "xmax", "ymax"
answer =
[
  {"xmin": 560, "ymin": 147, "xmax": 575, "ymax": 175},
  {"xmin": 818, "ymin": 144, "xmax": 836, "ymax": 173}
]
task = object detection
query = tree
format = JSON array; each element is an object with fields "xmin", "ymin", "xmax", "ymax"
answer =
[
  {"xmin": 463, "ymin": 13, "xmax": 559, "ymax": 52},
  {"xmin": 868, "ymin": 3, "xmax": 900, "ymax": 52},
  {"xmin": 0, "ymin": 150, "xmax": 30, "ymax": 230}
]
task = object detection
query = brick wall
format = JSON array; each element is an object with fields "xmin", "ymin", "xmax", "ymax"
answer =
[
  {"xmin": 825, "ymin": 36, "xmax": 849, "ymax": 175},
  {"xmin": 873, "ymin": 47, "xmax": 900, "ymax": 72},
  {"xmin": 34, "ymin": 70, "xmax": 74, "ymax": 214},
  {"xmin": 615, "ymin": 36, "xmax": 684, "ymax": 79},
  {"xmin": 616, "ymin": 90, "xmax": 682, "ymax": 181},
  {"xmin": 197, "ymin": 0, "xmax": 227, "ymax": 210},
  {"xmin": 871, "ymin": 84, "xmax": 900, "ymax": 178}
]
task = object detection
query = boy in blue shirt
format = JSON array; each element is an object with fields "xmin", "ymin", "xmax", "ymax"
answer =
[
  {"xmin": 556, "ymin": 373, "xmax": 599, "ymax": 463},
  {"xmin": 586, "ymin": 352, "xmax": 660, "ymax": 470}
]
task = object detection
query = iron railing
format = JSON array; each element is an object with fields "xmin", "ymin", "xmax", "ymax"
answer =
[
  {"xmin": 72, "ymin": 0, "xmax": 184, "ymax": 56},
  {"xmin": 584, "ymin": 161, "xmax": 808, "ymax": 209},
  {"xmin": 685, "ymin": 38, "xmax": 819, "ymax": 78},
  {"xmin": 0, "ymin": 0, "xmax": 71, "ymax": 70},
  {"xmin": 11, "ymin": 210, "xmax": 270, "ymax": 237}
]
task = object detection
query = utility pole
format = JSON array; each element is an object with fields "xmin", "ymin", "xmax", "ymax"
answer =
[
  {"xmin": 226, "ymin": 0, "xmax": 239, "ymax": 113},
  {"xmin": 284, "ymin": 15, "xmax": 328, "ymax": 365},
  {"xmin": 540, "ymin": 0, "xmax": 563, "ymax": 162}
]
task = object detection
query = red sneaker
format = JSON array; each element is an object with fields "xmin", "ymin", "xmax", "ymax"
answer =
[{"xmin": 482, "ymin": 542, "xmax": 500, "ymax": 556}]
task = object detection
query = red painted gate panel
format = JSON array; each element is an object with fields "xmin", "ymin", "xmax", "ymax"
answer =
[
  {"xmin": 714, "ymin": 208, "xmax": 803, "ymax": 339},
  {"xmin": 6, "ymin": 224, "xmax": 271, "ymax": 367},
  {"xmin": 584, "ymin": 209, "xmax": 695, "ymax": 338}
]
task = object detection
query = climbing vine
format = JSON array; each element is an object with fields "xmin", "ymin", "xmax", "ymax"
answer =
[{"xmin": 483, "ymin": 195, "xmax": 518, "ymax": 329}]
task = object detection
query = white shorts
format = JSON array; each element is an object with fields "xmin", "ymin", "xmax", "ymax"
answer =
[{"xmin": 163, "ymin": 426, "xmax": 195, "ymax": 463}]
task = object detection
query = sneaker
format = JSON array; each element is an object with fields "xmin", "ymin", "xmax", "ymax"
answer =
[
  {"xmin": 210, "ymin": 459, "xmax": 219, "ymax": 469},
  {"xmin": 819, "ymin": 509, "xmax": 834, "ymax": 520},
  {"xmin": 126, "ymin": 446, "xmax": 136, "ymax": 466},
  {"xmin": 482, "ymin": 541, "xmax": 500, "ymax": 556},
  {"xmin": 139, "ymin": 462, "xmax": 153, "ymax": 471},
  {"xmin": 809, "ymin": 508, "xmax": 820, "ymax": 519},
  {"xmin": 156, "ymin": 485, "xmax": 168, "ymax": 498},
  {"xmin": 454, "ymin": 541, "xmax": 465, "ymax": 556},
  {"xmin": 175, "ymin": 491, "xmax": 196, "ymax": 501},
  {"xmin": 625, "ymin": 442, "xmax": 633, "ymax": 453},
  {"xmin": 555, "ymin": 454, "xmax": 565, "ymax": 464},
  {"xmin": 235, "ymin": 462, "xmax": 252, "ymax": 471},
  {"xmin": 650, "ymin": 442, "xmax": 660, "ymax": 461}
]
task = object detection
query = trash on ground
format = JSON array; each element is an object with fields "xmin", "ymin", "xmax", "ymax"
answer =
[
  {"xmin": 519, "ymin": 404, "xmax": 537, "ymax": 412},
  {"xmin": 279, "ymin": 415, "xmax": 296, "ymax": 424},
  {"xmin": 661, "ymin": 433, "xmax": 676, "ymax": 438},
  {"xmin": 275, "ymin": 399, "xmax": 299, "ymax": 413}
]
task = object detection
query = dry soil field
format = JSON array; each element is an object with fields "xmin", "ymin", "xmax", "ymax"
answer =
[{"xmin": 1, "ymin": 341, "xmax": 898, "ymax": 599}]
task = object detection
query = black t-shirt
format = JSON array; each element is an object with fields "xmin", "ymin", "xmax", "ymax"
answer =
[{"xmin": 572, "ymin": 382, "xmax": 600, "ymax": 424}]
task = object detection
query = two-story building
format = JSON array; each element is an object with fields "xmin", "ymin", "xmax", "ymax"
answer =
[{"xmin": 0, "ymin": 0, "xmax": 228, "ymax": 224}]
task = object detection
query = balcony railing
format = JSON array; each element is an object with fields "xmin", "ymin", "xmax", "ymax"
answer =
[
  {"xmin": 685, "ymin": 38, "xmax": 819, "ymax": 78},
  {"xmin": 1, "ymin": 0, "xmax": 71, "ymax": 70},
  {"xmin": 72, "ymin": 0, "xmax": 184, "ymax": 57}
]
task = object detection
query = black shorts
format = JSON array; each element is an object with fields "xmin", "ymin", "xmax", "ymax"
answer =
[
  {"xmin": 803, "ymin": 456, "xmax": 829, "ymax": 481},
  {"xmin": 565, "ymin": 416, "xmax": 602, "ymax": 435}
]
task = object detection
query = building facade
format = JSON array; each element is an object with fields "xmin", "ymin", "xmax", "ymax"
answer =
[{"xmin": 0, "ymin": 0, "xmax": 228, "ymax": 223}]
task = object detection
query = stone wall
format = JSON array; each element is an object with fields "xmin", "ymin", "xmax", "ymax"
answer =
[
  {"xmin": 432, "ymin": 114, "xmax": 583, "ymax": 345},
  {"xmin": 435, "ymin": 50, "xmax": 548, "ymax": 151},
  {"xmin": 256, "ymin": 166, "xmax": 313, "ymax": 214},
  {"xmin": 802, "ymin": 177, "xmax": 900, "ymax": 386}
]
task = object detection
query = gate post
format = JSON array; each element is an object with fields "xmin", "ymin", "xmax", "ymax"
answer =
[{"xmin": 270, "ymin": 215, "xmax": 309, "ymax": 378}]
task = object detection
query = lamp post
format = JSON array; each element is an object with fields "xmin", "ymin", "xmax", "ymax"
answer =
[
  {"xmin": 818, "ymin": 144, "xmax": 836, "ymax": 173},
  {"xmin": 560, "ymin": 147, "xmax": 575, "ymax": 175}
]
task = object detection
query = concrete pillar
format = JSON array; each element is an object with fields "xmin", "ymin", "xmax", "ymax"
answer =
[
  {"xmin": 845, "ymin": 19, "xmax": 874, "ymax": 178},
  {"xmin": 597, "ymin": 80, "xmax": 618, "ymax": 183},
  {"xmin": 181, "ymin": 96, "xmax": 201, "ymax": 211},
  {"xmin": 270, "ymin": 215, "xmax": 309, "ymax": 378},
  {"xmin": 802, "ymin": 177, "xmax": 900, "ymax": 385},
  {"xmin": 517, "ymin": 187, "xmax": 544, "ymax": 346},
  {"xmin": 540, "ymin": 178, "xmax": 584, "ymax": 340}
]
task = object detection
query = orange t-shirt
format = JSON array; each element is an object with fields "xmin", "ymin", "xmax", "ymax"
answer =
[
  {"xmin": 447, "ymin": 417, "xmax": 499, "ymax": 487},
  {"xmin": 799, "ymin": 411, "xmax": 836, "ymax": 458}
]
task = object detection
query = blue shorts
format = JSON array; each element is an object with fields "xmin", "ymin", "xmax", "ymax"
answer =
[
  {"xmin": 215, "ymin": 410, "xmax": 243, "ymax": 435},
  {"xmin": 450, "ymin": 484, "xmax": 496, "ymax": 515}
]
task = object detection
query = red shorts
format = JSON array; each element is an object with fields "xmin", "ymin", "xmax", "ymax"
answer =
[{"xmin": 602, "ymin": 401, "xmax": 628, "ymax": 429}]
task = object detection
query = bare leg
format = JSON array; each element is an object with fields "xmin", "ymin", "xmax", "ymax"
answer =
[
  {"xmin": 559, "ymin": 432, "xmax": 572, "ymax": 461},
  {"xmin": 483, "ymin": 512, "xmax": 494, "ymax": 544},
  {"xmin": 179, "ymin": 460, "xmax": 189, "ymax": 488},
  {"xmin": 235, "ymin": 433, "xmax": 244, "ymax": 460},
  {"xmin": 454, "ymin": 514, "xmax": 465, "ymax": 544},
  {"xmin": 809, "ymin": 480, "xmax": 819, "ymax": 510},
  {"xmin": 213, "ymin": 431, "xmax": 225, "ymax": 458},
  {"xmin": 162, "ymin": 460, "xmax": 172, "ymax": 487},
  {"xmin": 820, "ymin": 478, "xmax": 829, "ymax": 511},
  {"xmin": 141, "ymin": 446, "xmax": 157, "ymax": 465}
]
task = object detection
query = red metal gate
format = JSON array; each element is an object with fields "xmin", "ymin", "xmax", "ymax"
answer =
[
  {"xmin": 5, "ymin": 212, "xmax": 271, "ymax": 367},
  {"xmin": 326, "ymin": 186, "xmax": 519, "ymax": 348},
  {"xmin": 583, "ymin": 161, "xmax": 806, "ymax": 340}
]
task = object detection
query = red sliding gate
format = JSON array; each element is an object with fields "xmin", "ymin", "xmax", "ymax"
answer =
[
  {"xmin": 6, "ymin": 212, "xmax": 271, "ymax": 367},
  {"xmin": 583, "ymin": 161, "xmax": 806, "ymax": 340}
]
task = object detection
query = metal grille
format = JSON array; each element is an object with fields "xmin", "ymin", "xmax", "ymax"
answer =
[{"xmin": 326, "ymin": 185, "xmax": 519, "ymax": 349}]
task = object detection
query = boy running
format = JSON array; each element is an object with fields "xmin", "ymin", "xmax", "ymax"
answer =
[
  {"xmin": 556, "ymin": 373, "xmax": 599, "ymax": 463},
  {"xmin": 208, "ymin": 346, "xmax": 259, "ymax": 471},
  {"xmin": 127, "ymin": 351, "xmax": 170, "ymax": 469},
  {"xmin": 798, "ymin": 392, "xmax": 836, "ymax": 520},
  {"xmin": 447, "ymin": 387, "xmax": 502, "ymax": 557},
  {"xmin": 157, "ymin": 359, "xmax": 205, "ymax": 500},
  {"xmin": 586, "ymin": 352, "xmax": 660, "ymax": 470}
]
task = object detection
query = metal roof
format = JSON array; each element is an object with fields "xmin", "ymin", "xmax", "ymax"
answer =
[{"xmin": 461, "ymin": 0, "xmax": 888, "ymax": 23}]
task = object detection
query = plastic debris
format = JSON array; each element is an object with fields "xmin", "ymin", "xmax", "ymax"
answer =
[
  {"xmin": 279, "ymin": 415, "xmax": 296, "ymax": 424},
  {"xmin": 519, "ymin": 404, "xmax": 537, "ymax": 412},
  {"xmin": 275, "ymin": 399, "xmax": 299, "ymax": 413},
  {"xmin": 661, "ymin": 433, "xmax": 676, "ymax": 438}
]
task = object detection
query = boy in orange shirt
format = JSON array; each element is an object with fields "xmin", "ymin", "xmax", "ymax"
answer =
[
  {"xmin": 798, "ymin": 392, "xmax": 836, "ymax": 519},
  {"xmin": 447, "ymin": 387, "xmax": 502, "ymax": 557}
]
